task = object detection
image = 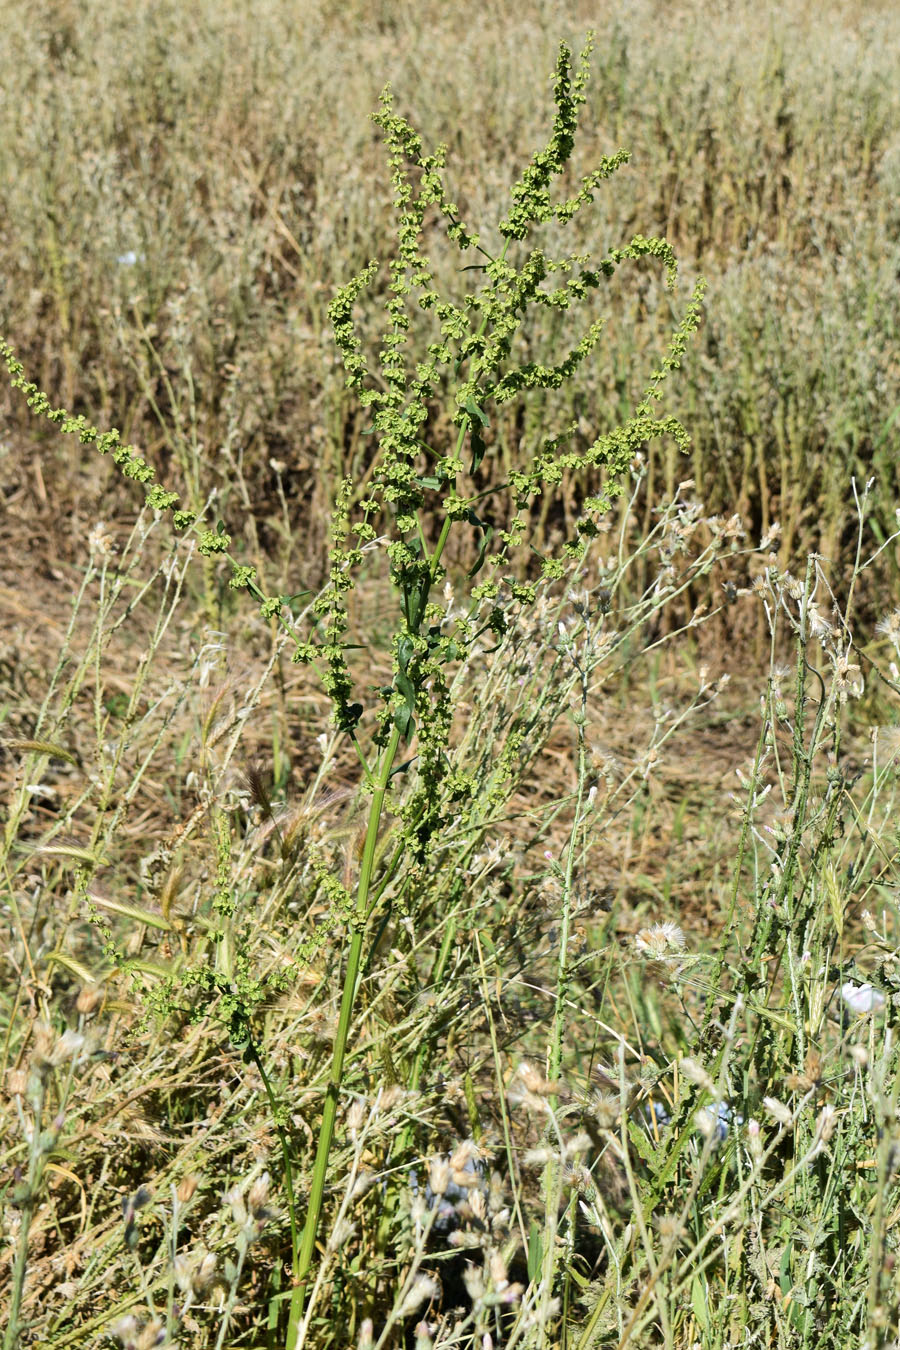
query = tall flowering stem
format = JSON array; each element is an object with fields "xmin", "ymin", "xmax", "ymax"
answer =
[{"xmin": 3, "ymin": 34, "xmax": 707, "ymax": 1346}]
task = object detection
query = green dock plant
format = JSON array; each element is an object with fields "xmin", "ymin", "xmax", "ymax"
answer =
[{"xmin": 2, "ymin": 34, "xmax": 706, "ymax": 1347}]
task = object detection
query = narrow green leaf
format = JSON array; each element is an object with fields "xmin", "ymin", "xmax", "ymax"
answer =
[
  {"xmin": 464, "ymin": 397, "xmax": 489, "ymax": 427},
  {"xmin": 396, "ymin": 670, "xmax": 416, "ymax": 714},
  {"xmin": 470, "ymin": 425, "xmax": 487, "ymax": 474},
  {"xmin": 527, "ymin": 1222, "xmax": 544, "ymax": 1286},
  {"xmin": 86, "ymin": 890, "xmax": 173, "ymax": 931},
  {"xmin": 467, "ymin": 523, "xmax": 494, "ymax": 578}
]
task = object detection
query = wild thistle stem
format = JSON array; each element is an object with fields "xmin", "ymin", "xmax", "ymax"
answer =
[
  {"xmin": 473, "ymin": 928, "xmax": 530, "ymax": 1251},
  {"xmin": 0, "ymin": 39, "xmax": 718, "ymax": 1342},
  {"xmin": 537, "ymin": 642, "xmax": 589, "ymax": 1333},
  {"xmin": 287, "ymin": 722, "xmax": 403, "ymax": 1347},
  {"xmin": 701, "ymin": 714, "xmax": 769, "ymax": 1038},
  {"xmin": 245, "ymin": 1040, "xmax": 300, "ymax": 1282},
  {"xmin": 547, "ymin": 669, "xmax": 588, "ymax": 1092},
  {"xmin": 213, "ymin": 1243, "xmax": 250, "ymax": 1350},
  {"xmin": 4, "ymin": 1078, "xmax": 45, "ymax": 1350}
]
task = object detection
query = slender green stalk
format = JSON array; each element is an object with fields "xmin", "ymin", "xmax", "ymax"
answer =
[
  {"xmin": 4, "ymin": 1079, "xmax": 45, "ymax": 1350},
  {"xmin": 246, "ymin": 1041, "xmax": 299, "ymax": 1282},
  {"xmin": 547, "ymin": 696, "xmax": 588, "ymax": 1091},
  {"xmin": 474, "ymin": 928, "xmax": 529, "ymax": 1252},
  {"xmin": 286, "ymin": 722, "xmax": 403, "ymax": 1348},
  {"xmin": 213, "ymin": 1243, "xmax": 250, "ymax": 1350}
]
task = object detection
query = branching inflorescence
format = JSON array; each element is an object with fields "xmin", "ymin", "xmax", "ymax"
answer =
[{"xmin": 2, "ymin": 34, "xmax": 707, "ymax": 1346}]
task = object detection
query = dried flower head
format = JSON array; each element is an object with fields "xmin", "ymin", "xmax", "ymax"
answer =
[
  {"xmin": 248, "ymin": 1170, "xmax": 271, "ymax": 1218},
  {"xmin": 806, "ymin": 603, "xmax": 833, "ymax": 640},
  {"xmin": 763, "ymin": 1096, "xmax": 794, "ymax": 1126},
  {"xmin": 192, "ymin": 1250, "xmax": 218, "ymax": 1294},
  {"xmin": 357, "ymin": 1320, "xmax": 374, "ymax": 1350},
  {"xmin": 811, "ymin": 1104, "xmax": 838, "ymax": 1156},
  {"xmin": 346, "ymin": 1097, "xmax": 367, "ymax": 1138},
  {"xmin": 6, "ymin": 1065, "xmax": 28, "ymax": 1099},
  {"xmin": 634, "ymin": 922, "xmax": 686, "ymax": 958},
  {"xmin": 75, "ymin": 985, "xmax": 102, "ymax": 1016},
  {"xmin": 176, "ymin": 1174, "xmax": 200, "ymax": 1204},
  {"xmin": 414, "ymin": 1323, "xmax": 435, "ymax": 1350},
  {"xmin": 463, "ymin": 1262, "xmax": 485, "ymax": 1302},
  {"xmin": 326, "ymin": 1217, "xmax": 358, "ymax": 1253},
  {"xmin": 656, "ymin": 1212, "xmax": 682, "ymax": 1244},
  {"xmin": 87, "ymin": 521, "xmax": 116, "ymax": 561},
  {"xmin": 398, "ymin": 1275, "xmax": 439, "ymax": 1318},
  {"xmin": 876, "ymin": 610, "xmax": 900, "ymax": 648},
  {"xmin": 428, "ymin": 1157, "xmax": 451, "ymax": 1198},
  {"xmin": 450, "ymin": 1138, "xmax": 490, "ymax": 1184},
  {"xmin": 515, "ymin": 1060, "xmax": 556, "ymax": 1096}
]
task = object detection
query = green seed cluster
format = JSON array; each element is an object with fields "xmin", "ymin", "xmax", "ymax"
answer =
[
  {"xmin": 2, "ymin": 34, "xmax": 706, "ymax": 871},
  {"xmin": 303, "ymin": 35, "xmax": 703, "ymax": 858},
  {"xmin": 0, "ymin": 339, "xmax": 195, "ymax": 531}
]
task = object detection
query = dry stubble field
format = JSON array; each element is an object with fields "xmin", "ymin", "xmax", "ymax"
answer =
[{"xmin": 2, "ymin": 2, "xmax": 900, "ymax": 1348}]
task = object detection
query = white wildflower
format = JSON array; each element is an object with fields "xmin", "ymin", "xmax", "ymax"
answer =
[
  {"xmin": 634, "ymin": 922, "xmax": 685, "ymax": 958},
  {"xmin": 87, "ymin": 521, "xmax": 115, "ymax": 560},
  {"xmin": 763, "ymin": 1096, "xmax": 794, "ymax": 1126},
  {"xmin": 398, "ymin": 1275, "xmax": 439, "ymax": 1318},
  {"xmin": 875, "ymin": 610, "xmax": 900, "ymax": 648},
  {"xmin": 841, "ymin": 982, "xmax": 885, "ymax": 1015}
]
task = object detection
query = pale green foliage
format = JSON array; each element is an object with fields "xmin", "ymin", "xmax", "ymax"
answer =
[
  {"xmin": 311, "ymin": 38, "xmax": 705, "ymax": 875},
  {"xmin": 3, "ymin": 12, "xmax": 900, "ymax": 1350}
]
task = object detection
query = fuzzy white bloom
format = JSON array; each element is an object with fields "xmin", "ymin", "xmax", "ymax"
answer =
[
  {"xmin": 54, "ymin": 1029, "xmax": 85, "ymax": 1061},
  {"xmin": 398, "ymin": 1275, "xmax": 439, "ymax": 1318},
  {"xmin": 463, "ymin": 1262, "xmax": 485, "ymax": 1302},
  {"xmin": 811, "ymin": 1104, "xmax": 838, "ymax": 1156},
  {"xmin": 634, "ymin": 922, "xmax": 685, "ymax": 958},
  {"xmin": 806, "ymin": 603, "xmax": 833, "ymax": 640},
  {"xmin": 357, "ymin": 1319, "xmax": 374, "ymax": 1350},
  {"xmin": 428, "ymin": 1157, "xmax": 451, "ymax": 1197},
  {"xmin": 875, "ymin": 609, "xmax": 900, "ymax": 647},
  {"xmin": 326, "ymin": 1217, "xmax": 357, "ymax": 1253},
  {"xmin": 747, "ymin": 1118, "xmax": 763, "ymax": 1163},
  {"xmin": 88, "ymin": 521, "xmax": 115, "ymax": 560},
  {"xmin": 224, "ymin": 1186, "xmax": 247, "ymax": 1227},
  {"xmin": 763, "ymin": 1096, "xmax": 794, "ymax": 1126},
  {"xmin": 841, "ymin": 982, "xmax": 885, "ymax": 1015},
  {"xmin": 679, "ymin": 1057, "xmax": 716, "ymax": 1094}
]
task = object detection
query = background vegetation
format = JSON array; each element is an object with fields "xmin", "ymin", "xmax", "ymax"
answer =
[
  {"xmin": 2, "ymin": 2, "xmax": 900, "ymax": 1347},
  {"xmin": 3, "ymin": 0, "xmax": 900, "ymax": 585}
]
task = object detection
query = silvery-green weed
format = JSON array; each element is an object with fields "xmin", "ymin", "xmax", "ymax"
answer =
[
  {"xmin": 2, "ymin": 34, "xmax": 707, "ymax": 1345},
  {"xmin": 3, "ymin": 24, "xmax": 900, "ymax": 1350}
]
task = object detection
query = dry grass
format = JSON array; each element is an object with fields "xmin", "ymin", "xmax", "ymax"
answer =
[
  {"xmin": 3, "ymin": 472, "xmax": 899, "ymax": 1347},
  {"xmin": 2, "ymin": 0, "xmax": 899, "ymax": 594},
  {"xmin": 3, "ymin": 3, "xmax": 900, "ymax": 1348}
]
